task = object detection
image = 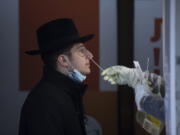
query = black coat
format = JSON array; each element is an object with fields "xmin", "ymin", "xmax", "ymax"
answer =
[{"xmin": 19, "ymin": 66, "xmax": 88, "ymax": 135}]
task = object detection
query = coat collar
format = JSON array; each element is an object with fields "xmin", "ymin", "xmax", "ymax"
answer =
[{"xmin": 42, "ymin": 66, "xmax": 88, "ymax": 98}]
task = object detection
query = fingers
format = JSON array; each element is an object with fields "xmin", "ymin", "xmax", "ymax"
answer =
[
  {"xmin": 101, "ymin": 65, "xmax": 132, "ymax": 85},
  {"xmin": 103, "ymin": 75, "xmax": 117, "ymax": 85},
  {"xmin": 102, "ymin": 67, "xmax": 117, "ymax": 85},
  {"xmin": 102, "ymin": 66, "xmax": 125, "ymax": 76}
]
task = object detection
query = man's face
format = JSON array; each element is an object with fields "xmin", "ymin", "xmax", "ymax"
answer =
[{"xmin": 68, "ymin": 43, "xmax": 93, "ymax": 75}]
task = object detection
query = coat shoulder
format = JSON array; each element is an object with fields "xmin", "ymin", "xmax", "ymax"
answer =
[{"xmin": 23, "ymin": 80, "xmax": 73, "ymax": 113}]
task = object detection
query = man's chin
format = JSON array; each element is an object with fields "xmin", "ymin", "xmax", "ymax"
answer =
[{"xmin": 82, "ymin": 69, "xmax": 91, "ymax": 75}]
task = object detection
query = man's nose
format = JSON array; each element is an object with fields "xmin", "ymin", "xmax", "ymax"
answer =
[{"xmin": 86, "ymin": 50, "xmax": 93, "ymax": 59}]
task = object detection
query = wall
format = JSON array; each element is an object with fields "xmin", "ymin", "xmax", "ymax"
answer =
[
  {"xmin": 99, "ymin": 0, "xmax": 117, "ymax": 91},
  {"xmin": 175, "ymin": 0, "xmax": 180, "ymax": 134},
  {"xmin": 134, "ymin": 0, "xmax": 162, "ymax": 73},
  {"xmin": 0, "ymin": 0, "xmax": 28, "ymax": 135},
  {"xmin": 19, "ymin": 0, "xmax": 99, "ymax": 91}
]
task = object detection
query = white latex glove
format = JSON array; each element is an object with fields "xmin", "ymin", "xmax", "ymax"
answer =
[{"xmin": 101, "ymin": 66, "xmax": 143, "ymax": 88}]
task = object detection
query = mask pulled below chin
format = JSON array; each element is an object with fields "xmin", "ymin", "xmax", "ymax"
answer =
[{"xmin": 68, "ymin": 69, "xmax": 86, "ymax": 82}]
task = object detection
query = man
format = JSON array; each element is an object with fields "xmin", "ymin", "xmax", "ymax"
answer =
[
  {"xmin": 101, "ymin": 65, "xmax": 165, "ymax": 122},
  {"xmin": 19, "ymin": 18, "xmax": 94, "ymax": 135}
]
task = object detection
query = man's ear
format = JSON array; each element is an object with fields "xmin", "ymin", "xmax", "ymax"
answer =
[{"xmin": 57, "ymin": 55, "xmax": 69, "ymax": 67}]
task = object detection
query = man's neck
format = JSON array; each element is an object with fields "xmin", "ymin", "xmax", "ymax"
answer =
[{"xmin": 56, "ymin": 66, "xmax": 69, "ymax": 76}]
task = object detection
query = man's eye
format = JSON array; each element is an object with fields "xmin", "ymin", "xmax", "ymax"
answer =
[{"xmin": 79, "ymin": 48, "xmax": 86, "ymax": 53}]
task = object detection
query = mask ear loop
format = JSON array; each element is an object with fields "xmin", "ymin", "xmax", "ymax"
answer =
[{"xmin": 63, "ymin": 55, "xmax": 74, "ymax": 72}]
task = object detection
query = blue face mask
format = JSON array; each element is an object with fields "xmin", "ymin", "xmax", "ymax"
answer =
[
  {"xmin": 68, "ymin": 69, "xmax": 86, "ymax": 82},
  {"xmin": 63, "ymin": 55, "xmax": 86, "ymax": 82}
]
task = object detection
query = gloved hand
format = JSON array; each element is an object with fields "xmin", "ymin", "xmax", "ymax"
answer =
[
  {"xmin": 101, "ymin": 66, "xmax": 150, "ymax": 111},
  {"xmin": 101, "ymin": 66, "xmax": 143, "ymax": 88},
  {"xmin": 101, "ymin": 65, "xmax": 165, "ymax": 112}
]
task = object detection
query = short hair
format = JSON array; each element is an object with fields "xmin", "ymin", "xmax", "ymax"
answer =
[{"xmin": 41, "ymin": 44, "xmax": 73, "ymax": 70}]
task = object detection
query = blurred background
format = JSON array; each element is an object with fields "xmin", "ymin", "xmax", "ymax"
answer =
[{"xmin": 0, "ymin": 0, "xmax": 180, "ymax": 135}]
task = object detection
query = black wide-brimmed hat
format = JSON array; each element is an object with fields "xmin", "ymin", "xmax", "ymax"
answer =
[{"xmin": 25, "ymin": 18, "xmax": 94, "ymax": 55}]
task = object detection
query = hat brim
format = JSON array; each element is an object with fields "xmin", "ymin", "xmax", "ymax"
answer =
[{"xmin": 25, "ymin": 34, "xmax": 94, "ymax": 55}]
